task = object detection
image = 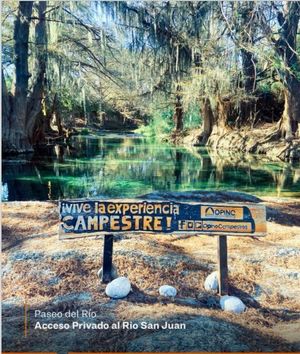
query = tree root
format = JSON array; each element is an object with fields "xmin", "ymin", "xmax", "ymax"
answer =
[
  {"xmin": 194, "ymin": 131, "xmax": 210, "ymax": 146},
  {"xmin": 247, "ymin": 127, "xmax": 281, "ymax": 153}
]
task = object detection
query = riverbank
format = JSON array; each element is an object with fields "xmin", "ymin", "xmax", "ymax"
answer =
[
  {"xmin": 168, "ymin": 124, "xmax": 300, "ymax": 162},
  {"xmin": 2, "ymin": 194, "xmax": 300, "ymax": 352}
]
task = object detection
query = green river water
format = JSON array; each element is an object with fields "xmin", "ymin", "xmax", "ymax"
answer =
[{"xmin": 2, "ymin": 132, "xmax": 300, "ymax": 201}]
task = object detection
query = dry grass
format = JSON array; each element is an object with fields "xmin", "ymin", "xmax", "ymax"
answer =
[{"xmin": 1, "ymin": 198, "xmax": 300, "ymax": 351}]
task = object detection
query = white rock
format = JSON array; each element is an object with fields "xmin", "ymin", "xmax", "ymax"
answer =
[
  {"xmin": 159, "ymin": 285, "xmax": 177, "ymax": 297},
  {"xmin": 204, "ymin": 271, "xmax": 219, "ymax": 292},
  {"xmin": 105, "ymin": 277, "xmax": 131, "ymax": 299},
  {"xmin": 220, "ymin": 295, "xmax": 246, "ymax": 314}
]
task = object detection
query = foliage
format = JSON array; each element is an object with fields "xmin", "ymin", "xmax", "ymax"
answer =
[
  {"xmin": 184, "ymin": 104, "xmax": 202, "ymax": 129},
  {"xmin": 79, "ymin": 128, "xmax": 90, "ymax": 135},
  {"xmin": 137, "ymin": 107, "xmax": 174, "ymax": 138}
]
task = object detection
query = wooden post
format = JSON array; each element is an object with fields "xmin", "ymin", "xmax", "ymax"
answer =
[
  {"xmin": 217, "ymin": 235, "xmax": 229, "ymax": 295},
  {"xmin": 102, "ymin": 234, "xmax": 114, "ymax": 283}
]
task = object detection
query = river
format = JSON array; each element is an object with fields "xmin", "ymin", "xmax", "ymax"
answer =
[{"xmin": 2, "ymin": 132, "xmax": 300, "ymax": 201}]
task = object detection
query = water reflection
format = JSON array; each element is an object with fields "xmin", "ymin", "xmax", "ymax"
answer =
[{"xmin": 2, "ymin": 133, "xmax": 300, "ymax": 201}]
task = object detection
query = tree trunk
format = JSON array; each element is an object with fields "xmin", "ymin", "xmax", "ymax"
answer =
[
  {"xmin": 3, "ymin": 1, "xmax": 50, "ymax": 154},
  {"xmin": 54, "ymin": 109, "xmax": 64, "ymax": 136},
  {"xmin": 43, "ymin": 93, "xmax": 57, "ymax": 135},
  {"xmin": 287, "ymin": 78, "xmax": 300, "ymax": 124},
  {"xmin": 239, "ymin": 46, "xmax": 256, "ymax": 128},
  {"xmin": 197, "ymin": 97, "xmax": 215, "ymax": 145},
  {"xmin": 237, "ymin": 2, "xmax": 257, "ymax": 127},
  {"xmin": 237, "ymin": 98, "xmax": 257, "ymax": 128},
  {"xmin": 7, "ymin": 1, "xmax": 33, "ymax": 153},
  {"xmin": 277, "ymin": 2, "xmax": 300, "ymax": 138},
  {"xmin": 241, "ymin": 49, "xmax": 256, "ymax": 93},
  {"xmin": 173, "ymin": 85, "xmax": 183, "ymax": 131},
  {"xmin": 51, "ymin": 94, "xmax": 64, "ymax": 136},
  {"xmin": 26, "ymin": 1, "xmax": 47, "ymax": 144},
  {"xmin": 217, "ymin": 96, "xmax": 230, "ymax": 129},
  {"xmin": 279, "ymin": 85, "xmax": 300, "ymax": 140},
  {"xmin": 2, "ymin": 69, "xmax": 11, "ymax": 149}
]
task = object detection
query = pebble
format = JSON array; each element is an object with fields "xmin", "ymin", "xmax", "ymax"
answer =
[
  {"xmin": 159, "ymin": 285, "xmax": 177, "ymax": 297},
  {"xmin": 105, "ymin": 277, "xmax": 131, "ymax": 299},
  {"xmin": 220, "ymin": 295, "xmax": 246, "ymax": 314},
  {"xmin": 204, "ymin": 271, "xmax": 219, "ymax": 292}
]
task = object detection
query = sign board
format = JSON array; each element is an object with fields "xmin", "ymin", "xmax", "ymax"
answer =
[{"xmin": 59, "ymin": 199, "xmax": 266, "ymax": 239}]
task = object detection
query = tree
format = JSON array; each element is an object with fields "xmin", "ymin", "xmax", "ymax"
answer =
[
  {"xmin": 3, "ymin": 1, "xmax": 34, "ymax": 153},
  {"xmin": 240, "ymin": 1, "xmax": 300, "ymax": 139},
  {"xmin": 2, "ymin": 1, "xmax": 117, "ymax": 153},
  {"xmin": 219, "ymin": 2, "xmax": 258, "ymax": 127},
  {"xmin": 275, "ymin": 2, "xmax": 300, "ymax": 139},
  {"xmin": 101, "ymin": 1, "xmax": 210, "ymax": 132},
  {"xmin": 2, "ymin": 1, "xmax": 300, "ymax": 159},
  {"xmin": 26, "ymin": 1, "xmax": 47, "ymax": 145},
  {"xmin": 2, "ymin": 1, "xmax": 48, "ymax": 153}
]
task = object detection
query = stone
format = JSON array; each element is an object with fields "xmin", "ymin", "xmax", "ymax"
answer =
[
  {"xmin": 159, "ymin": 285, "xmax": 177, "ymax": 297},
  {"xmin": 105, "ymin": 277, "xmax": 131, "ymax": 299},
  {"xmin": 220, "ymin": 295, "xmax": 246, "ymax": 314},
  {"xmin": 204, "ymin": 271, "xmax": 219, "ymax": 292}
]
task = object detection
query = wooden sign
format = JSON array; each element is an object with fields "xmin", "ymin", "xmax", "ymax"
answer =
[{"xmin": 59, "ymin": 199, "xmax": 266, "ymax": 239}]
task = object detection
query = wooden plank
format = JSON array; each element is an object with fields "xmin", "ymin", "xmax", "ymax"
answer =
[
  {"xmin": 217, "ymin": 235, "xmax": 229, "ymax": 295},
  {"xmin": 59, "ymin": 199, "xmax": 267, "ymax": 239}
]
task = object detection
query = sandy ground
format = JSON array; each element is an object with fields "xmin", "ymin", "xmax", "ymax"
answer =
[{"xmin": 1, "ymin": 196, "xmax": 300, "ymax": 353}]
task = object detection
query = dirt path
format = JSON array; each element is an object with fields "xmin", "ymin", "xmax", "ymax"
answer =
[{"xmin": 2, "ymin": 198, "xmax": 300, "ymax": 352}]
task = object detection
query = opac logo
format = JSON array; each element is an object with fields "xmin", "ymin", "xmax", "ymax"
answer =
[{"xmin": 201, "ymin": 205, "xmax": 244, "ymax": 220}]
